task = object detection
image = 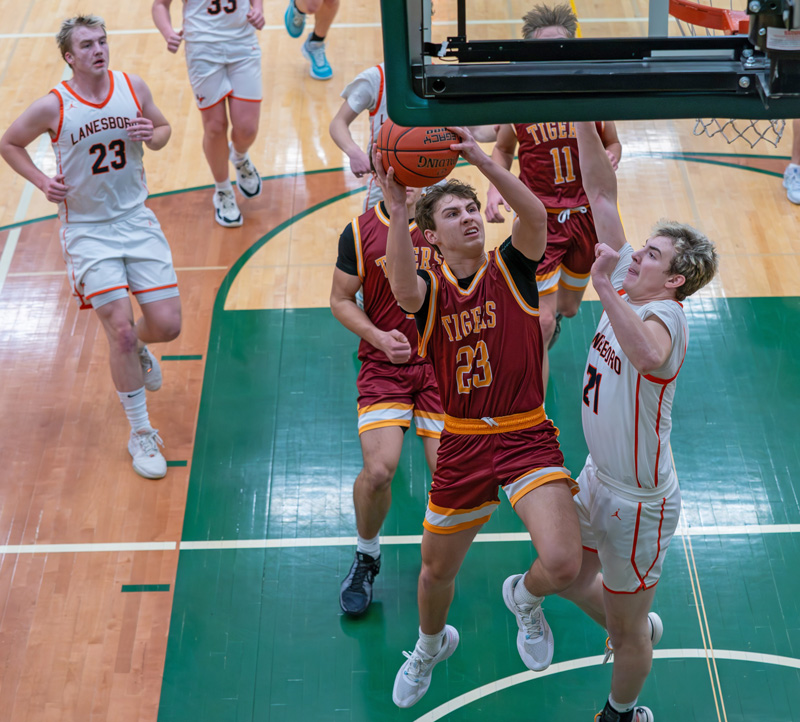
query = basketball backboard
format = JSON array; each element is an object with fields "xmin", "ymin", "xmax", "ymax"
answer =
[{"xmin": 380, "ymin": 0, "xmax": 800, "ymax": 126}]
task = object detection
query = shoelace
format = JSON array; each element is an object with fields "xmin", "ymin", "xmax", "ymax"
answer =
[
  {"xmin": 346, "ymin": 558, "xmax": 373, "ymax": 591},
  {"xmin": 518, "ymin": 604, "xmax": 544, "ymax": 640},
  {"xmin": 236, "ymin": 160, "xmax": 258, "ymax": 182},
  {"xmin": 401, "ymin": 648, "xmax": 433, "ymax": 682},
  {"xmin": 307, "ymin": 42, "xmax": 327, "ymax": 65},
  {"xmin": 289, "ymin": 6, "xmax": 303, "ymax": 29},
  {"xmin": 217, "ymin": 191, "xmax": 237, "ymax": 214},
  {"xmin": 135, "ymin": 430, "xmax": 164, "ymax": 457}
]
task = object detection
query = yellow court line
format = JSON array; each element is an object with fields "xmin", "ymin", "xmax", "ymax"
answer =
[{"xmin": 673, "ymin": 448, "xmax": 727, "ymax": 722}]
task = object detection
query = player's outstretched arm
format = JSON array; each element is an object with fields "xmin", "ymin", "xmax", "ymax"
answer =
[
  {"xmin": 330, "ymin": 268, "xmax": 412, "ymax": 365},
  {"xmin": 575, "ymin": 121, "xmax": 626, "ymax": 251},
  {"xmin": 450, "ymin": 126, "xmax": 547, "ymax": 260},
  {"xmin": 329, "ymin": 102, "xmax": 371, "ymax": 178},
  {"xmin": 152, "ymin": 0, "xmax": 184, "ymax": 53},
  {"xmin": 591, "ymin": 244, "xmax": 674, "ymax": 374},
  {"xmin": 485, "ymin": 123, "xmax": 516, "ymax": 223},
  {"xmin": 600, "ymin": 121, "xmax": 622, "ymax": 170},
  {"xmin": 372, "ymin": 147, "xmax": 428, "ymax": 313},
  {"xmin": 0, "ymin": 94, "xmax": 68, "ymax": 203},
  {"xmin": 128, "ymin": 75, "xmax": 171, "ymax": 151}
]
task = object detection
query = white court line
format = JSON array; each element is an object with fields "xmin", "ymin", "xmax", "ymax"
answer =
[
  {"xmin": 1, "ymin": 524, "xmax": 798, "ymax": 555},
  {"xmin": 411, "ymin": 649, "xmax": 800, "ymax": 722},
  {"xmin": 0, "ymin": 542, "xmax": 176, "ymax": 554},
  {"xmin": 0, "ymin": 17, "xmax": 660, "ymax": 40}
]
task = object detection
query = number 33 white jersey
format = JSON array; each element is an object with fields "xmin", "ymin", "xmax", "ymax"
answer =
[
  {"xmin": 581, "ymin": 243, "xmax": 689, "ymax": 492},
  {"xmin": 50, "ymin": 70, "xmax": 147, "ymax": 224}
]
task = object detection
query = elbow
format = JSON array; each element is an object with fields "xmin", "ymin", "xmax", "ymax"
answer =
[{"xmin": 634, "ymin": 350, "xmax": 666, "ymax": 376}]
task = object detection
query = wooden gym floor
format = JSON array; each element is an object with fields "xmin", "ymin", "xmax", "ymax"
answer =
[{"xmin": 0, "ymin": 1, "xmax": 799, "ymax": 720}]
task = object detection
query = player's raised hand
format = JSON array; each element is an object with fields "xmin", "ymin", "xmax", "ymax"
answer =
[
  {"xmin": 376, "ymin": 329, "xmax": 412, "ymax": 364},
  {"xmin": 247, "ymin": 8, "xmax": 266, "ymax": 29},
  {"xmin": 41, "ymin": 173, "xmax": 68, "ymax": 203},
  {"xmin": 128, "ymin": 111, "xmax": 154, "ymax": 143},
  {"xmin": 486, "ymin": 184, "xmax": 512, "ymax": 223},
  {"xmin": 446, "ymin": 125, "xmax": 488, "ymax": 166},
  {"xmin": 591, "ymin": 242, "xmax": 620, "ymax": 281},
  {"xmin": 372, "ymin": 144, "xmax": 407, "ymax": 208},
  {"xmin": 165, "ymin": 28, "xmax": 183, "ymax": 53}
]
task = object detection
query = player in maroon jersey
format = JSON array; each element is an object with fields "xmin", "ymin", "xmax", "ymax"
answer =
[
  {"xmin": 486, "ymin": 5, "xmax": 622, "ymax": 394},
  {"xmin": 374, "ymin": 128, "xmax": 582, "ymax": 708},
  {"xmin": 331, "ymin": 186, "xmax": 444, "ymax": 617}
]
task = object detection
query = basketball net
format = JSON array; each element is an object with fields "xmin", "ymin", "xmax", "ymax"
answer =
[{"xmin": 669, "ymin": 0, "xmax": 786, "ymax": 147}]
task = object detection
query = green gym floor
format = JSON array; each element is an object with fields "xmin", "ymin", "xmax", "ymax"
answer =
[{"xmin": 155, "ymin": 193, "xmax": 800, "ymax": 720}]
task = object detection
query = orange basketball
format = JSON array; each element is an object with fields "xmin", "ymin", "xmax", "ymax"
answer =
[{"xmin": 376, "ymin": 122, "xmax": 459, "ymax": 187}]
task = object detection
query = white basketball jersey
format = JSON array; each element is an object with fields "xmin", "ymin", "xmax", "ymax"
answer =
[
  {"xmin": 51, "ymin": 71, "xmax": 147, "ymax": 224},
  {"xmin": 342, "ymin": 63, "xmax": 388, "ymax": 155},
  {"xmin": 182, "ymin": 0, "xmax": 257, "ymax": 43},
  {"xmin": 581, "ymin": 244, "xmax": 688, "ymax": 491}
]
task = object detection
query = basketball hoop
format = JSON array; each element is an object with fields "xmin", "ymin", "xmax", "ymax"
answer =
[{"xmin": 669, "ymin": 0, "xmax": 786, "ymax": 147}]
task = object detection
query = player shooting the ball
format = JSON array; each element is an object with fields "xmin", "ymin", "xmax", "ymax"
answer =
[{"xmin": 375, "ymin": 126, "xmax": 582, "ymax": 709}]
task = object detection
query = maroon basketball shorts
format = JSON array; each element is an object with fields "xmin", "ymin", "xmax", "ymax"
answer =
[
  {"xmin": 424, "ymin": 411, "xmax": 577, "ymax": 534},
  {"xmin": 356, "ymin": 359, "xmax": 444, "ymax": 438},
  {"xmin": 537, "ymin": 205, "xmax": 598, "ymax": 297}
]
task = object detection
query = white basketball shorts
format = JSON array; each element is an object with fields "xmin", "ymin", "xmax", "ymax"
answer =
[
  {"xmin": 574, "ymin": 454, "xmax": 681, "ymax": 593},
  {"xmin": 60, "ymin": 205, "xmax": 179, "ymax": 309},
  {"xmin": 185, "ymin": 40, "xmax": 263, "ymax": 109}
]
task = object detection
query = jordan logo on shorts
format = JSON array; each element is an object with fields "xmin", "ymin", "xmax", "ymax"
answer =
[
  {"xmin": 611, "ymin": 509, "xmax": 621, "ymax": 520},
  {"xmin": 195, "ymin": 94, "xmax": 205, "ymax": 104}
]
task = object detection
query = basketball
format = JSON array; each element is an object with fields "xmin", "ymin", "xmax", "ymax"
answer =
[{"xmin": 376, "ymin": 122, "xmax": 459, "ymax": 187}]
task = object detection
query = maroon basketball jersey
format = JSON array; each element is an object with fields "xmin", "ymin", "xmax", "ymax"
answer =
[
  {"xmin": 352, "ymin": 203, "xmax": 440, "ymax": 365},
  {"xmin": 514, "ymin": 121, "xmax": 603, "ymax": 209},
  {"xmin": 417, "ymin": 247, "xmax": 545, "ymax": 418}
]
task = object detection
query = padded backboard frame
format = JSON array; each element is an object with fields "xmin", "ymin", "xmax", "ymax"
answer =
[{"xmin": 380, "ymin": 0, "xmax": 800, "ymax": 126}]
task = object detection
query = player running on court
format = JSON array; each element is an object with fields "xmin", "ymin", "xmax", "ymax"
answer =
[
  {"xmin": 331, "ymin": 186, "xmax": 444, "ymax": 617},
  {"xmin": 0, "ymin": 15, "xmax": 181, "ymax": 480},
  {"xmin": 152, "ymin": 0, "xmax": 264, "ymax": 228},
  {"xmin": 375, "ymin": 128, "xmax": 582, "ymax": 708},
  {"xmin": 486, "ymin": 4, "xmax": 622, "ymax": 393},
  {"xmin": 558, "ymin": 122, "xmax": 718, "ymax": 722}
]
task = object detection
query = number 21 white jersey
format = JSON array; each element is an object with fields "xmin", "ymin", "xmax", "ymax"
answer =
[
  {"xmin": 50, "ymin": 70, "xmax": 147, "ymax": 224},
  {"xmin": 581, "ymin": 244, "xmax": 689, "ymax": 491}
]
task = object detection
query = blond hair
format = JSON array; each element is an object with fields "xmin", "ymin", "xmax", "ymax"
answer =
[
  {"xmin": 653, "ymin": 221, "xmax": 719, "ymax": 301},
  {"xmin": 56, "ymin": 15, "xmax": 106, "ymax": 61},
  {"xmin": 522, "ymin": 4, "xmax": 578, "ymax": 39}
]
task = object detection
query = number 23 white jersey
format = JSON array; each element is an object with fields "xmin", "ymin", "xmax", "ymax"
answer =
[
  {"xmin": 50, "ymin": 70, "xmax": 147, "ymax": 224},
  {"xmin": 581, "ymin": 244, "xmax": 689, "ymax": 491}
]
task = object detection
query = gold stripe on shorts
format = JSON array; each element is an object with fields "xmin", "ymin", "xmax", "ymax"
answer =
[{"xmin": 443, "ymin": 407, "xmax": 546, "ymax": 435}]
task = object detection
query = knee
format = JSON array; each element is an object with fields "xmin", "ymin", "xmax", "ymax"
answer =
[
  {"xmin": 540, "ymin": 549, "xmax": 582, "ymax": 592},
  {"xmin": 558, "ymin": 304, "xmax": 579, "ymax": 319},
  {"xmin": 154, "ymin": 310, "xmax": 182, "ymax": 342},
  {"xmin": 111, "ymin": 322, "xmax": 139, "ymax": 355},
  {"xmin": 301, "ymin": 0, "xmax": 323, "ymax": 12},
  {"xmin": 360, "ymin": 459, "xmax": 395, "ymax": 492},
  {"xmin": 419, "ymin": 559, "xmax": 453, "ymax": 590},
  {"xmin": 203, "ymin": 116, "xmax": 228, "ymax": 140},
  {"xmin": 233, "ymin": 119, "xmax": 259, "ymax": 144}
]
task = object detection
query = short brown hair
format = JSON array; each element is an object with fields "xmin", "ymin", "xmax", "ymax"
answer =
[
  {"xmin": 652, "ymin": 221, "xmax": 719, "ymax": 301},
  {"xmin": 56, "ymin": 15, "xmax": 106, "ymax": 61},
  {"xmin": 522, "ymin": 4, "xmax": 578, "ymax": 39},
  {"xmin": 415, "ymin": 180, "xmax": 481, "ymax": 235}
]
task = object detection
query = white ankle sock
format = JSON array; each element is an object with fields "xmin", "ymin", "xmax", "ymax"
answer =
[
  {"xmin": 356, "ymin": 534, "xmax": 380, "ymax": 559},
  {"xmin": 118, "ymin": 387, "xmax": 150, "ymax": 433},
  {"xmin": 513, "ymin": 575, "xmax": 543, "ymax": 607},
  {"xmin": 417, "ymin": 628, "xmax": 444, "ymax": 656},
  {"xmin": 608, "ymin": 694, "xmax": 637, "ymax": 714},
  {"xmin": 230, "ymin": 146, "xmax": 247, "ymax": 162},
  {"xmin": 215, "ymin": 180, "xmax": 233, "ymax": 193}
]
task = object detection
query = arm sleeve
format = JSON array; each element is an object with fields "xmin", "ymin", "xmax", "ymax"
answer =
[
  {"xmin": 341, "ymin": 67, "xmax": 381, "ymax": 114},
  {"xmin": 610, "ymin": 243, "xmax": 634, "ymax": 290},
  {"xmin": 499, "ymin": 236, "xmax": 539, "ymax": 308},
  {"xmin": 335, "ymin": 222, "xmax": 359, "ymax": 276},
  {"xmin": 641, "ymin": 301, "xmax": 688, "ymax": 379}
]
